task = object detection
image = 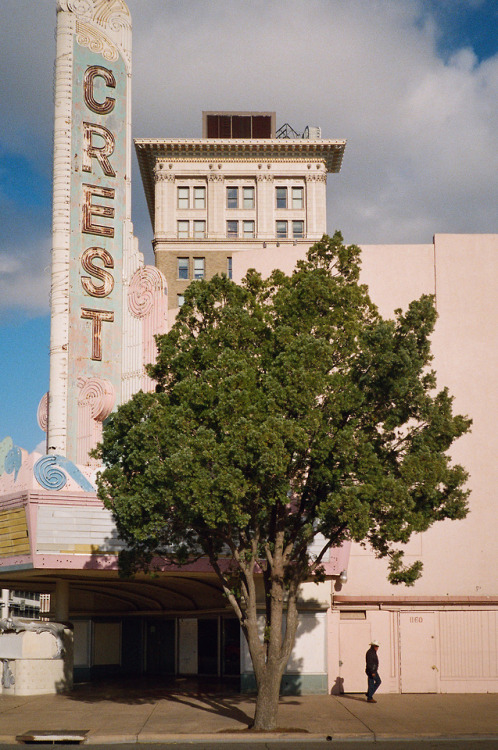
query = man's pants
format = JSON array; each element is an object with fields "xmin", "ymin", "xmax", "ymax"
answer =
[{"xmin": 367, "ymin": 673, "xmax": 381, "ymax": 699}]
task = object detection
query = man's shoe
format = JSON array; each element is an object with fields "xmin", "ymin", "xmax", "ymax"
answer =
[{"xmin": 367, "ymin": 698, "xmax": 376, "ymax": 703}]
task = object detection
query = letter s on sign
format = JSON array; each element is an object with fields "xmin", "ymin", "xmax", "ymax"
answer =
[
  {"xmin": 83, "ymin": 65, "xmax": 116, "ymax": 115},
  {"xmin": 81, "ymin": 247, "xmax": 115, "ymax": 298}
]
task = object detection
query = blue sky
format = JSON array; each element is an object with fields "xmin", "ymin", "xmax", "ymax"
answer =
[{"xmin": 1, "ymin": 0, "xmax": 497, "ymax": 453}]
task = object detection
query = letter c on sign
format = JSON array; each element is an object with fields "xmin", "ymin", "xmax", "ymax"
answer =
[{"xmin": 83, "ymin": 65, "xmax": 116, "ymax": 115}]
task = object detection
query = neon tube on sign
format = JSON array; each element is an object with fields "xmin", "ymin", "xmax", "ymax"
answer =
[{"xmin": 80, "ymin": 65, "xmax": 118, "ymax": 361}]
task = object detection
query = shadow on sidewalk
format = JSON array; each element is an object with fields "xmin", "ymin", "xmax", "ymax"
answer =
[{"xmin": 64, "ymin": 676, "xmax": 255, "ymax": 727}]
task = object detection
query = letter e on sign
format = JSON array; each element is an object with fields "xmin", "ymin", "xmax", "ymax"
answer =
[{"xmin": 82, "ymin": 184, "xmax": 115, "ymax": 237}]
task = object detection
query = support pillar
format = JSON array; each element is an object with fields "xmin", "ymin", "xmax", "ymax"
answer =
[
  {"xmin": 55, "ymin": 580, "xmax": 69, "ymax": 622},
  {"xmin": 1, "ymin": 588, "xmax": 10, "ymax": 618}
]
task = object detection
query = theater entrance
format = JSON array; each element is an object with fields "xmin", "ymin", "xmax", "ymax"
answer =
[{"xmin": 143, "ymin": 615, "xmax": 240, "ymax": 679}]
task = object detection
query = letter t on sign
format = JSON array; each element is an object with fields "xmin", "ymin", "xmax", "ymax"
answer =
[{"xmin": 81, "ymin": 308, "xmax": 114, "ymax": 360}]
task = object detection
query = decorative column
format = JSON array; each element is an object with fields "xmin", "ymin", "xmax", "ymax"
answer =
[
  {"xmin": 127, "ymin": 266, "xmax": 168, "ymax": 394},
  {"xmin": 256, "ymin": 172, "xmax": 274, "ymax": 240},
  {"xmin": 306, "ymin": 171, "xmax": 327, "ymax": 239},
  {"xmin": 48, "ymin": 4, "xmax": 74, "ymax": 456},
  {"xmin": 154, "ymin": 164, "xmax": 175, "ymax": 237},
  {"xmin": 207, "ymin": 171, "xmax": 224, "ymax": 239},
  {"xmin": 37, "ymin": 392, "xmax": 49, "ymax": 454},
  {"xmin": 76, "ymin": 377, "xmax": 115, "ymax": 465}
]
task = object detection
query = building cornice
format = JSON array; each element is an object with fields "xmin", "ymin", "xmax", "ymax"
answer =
[{"xmin": 135, "ymin": 137, "xmax": 346, "ymax": 225}]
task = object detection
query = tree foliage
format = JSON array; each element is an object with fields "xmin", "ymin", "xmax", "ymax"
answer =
[{"xmin": 96, "ymin": 233, "xmax": 470, "ymax": 728}]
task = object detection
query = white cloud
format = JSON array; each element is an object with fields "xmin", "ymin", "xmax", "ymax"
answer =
[
  {"xmin": 0, "ymin": 237, "xmax": 51, "ymax": 317},
  {"xmin": 34, "ymin": 440, "xmax": 47, "ymax": 456},
  {"xmin": 0, "ymin": 255, "xmax": 21, "ymax": 274},
  {"xmin": 125, "ymin": 0, "xmax": 497, "ymax": 244},
  {"xmin": 0, "ymin": 0, "xmax": 496, "ymax": 309}
]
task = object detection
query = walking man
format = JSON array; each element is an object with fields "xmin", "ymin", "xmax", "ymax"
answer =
[{"xmin": 365, "ymin": 639, "xmax": 381, "ymax": 702}]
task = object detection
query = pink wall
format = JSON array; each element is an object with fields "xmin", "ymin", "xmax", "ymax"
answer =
[{"xmin": 233, "ymin": 234, "xmax": 498, "ymax": 599}]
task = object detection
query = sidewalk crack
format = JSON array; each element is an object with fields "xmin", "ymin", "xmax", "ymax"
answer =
[
  {"xmin": 136, "ymin": 699, "xmax": 160, "ymax": 740},
  {"xmin": 335, "ymin": 697, "xmax": 375, "ymax": 737}
]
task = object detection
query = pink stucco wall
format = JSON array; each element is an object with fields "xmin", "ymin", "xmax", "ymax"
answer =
[{"xmin": 233, "ymin": 234, "xmax": 498, "ymax": 600}]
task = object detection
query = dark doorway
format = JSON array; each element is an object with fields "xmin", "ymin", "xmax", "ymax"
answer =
[
  {"xmin": 198, "ymin": 618, "xmax": 218, "ymax": 675},
  {"xmin": 121, "ymin": 618, "xmax": 142, "ymax": 676},
  {"xmin": 145, "ymin": 619, "xmax": 175, "ymax": 675},
  {"xmin": 222, "ymin": 618, "xmax": 241, "ymax": 676}
]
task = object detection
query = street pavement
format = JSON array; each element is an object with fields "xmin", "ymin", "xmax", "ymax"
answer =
[{"xmin": 0, "ymin": 680, "xmax": 496, "ymax": 744}]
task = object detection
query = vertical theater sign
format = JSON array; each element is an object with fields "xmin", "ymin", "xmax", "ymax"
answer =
[
  {"xmin": 48, "ymin": 0, "xmax": 167, "ymax": 465},
  {"xmin": 0, "ymin": 0, "xmax": 167, "ymax": 502}
]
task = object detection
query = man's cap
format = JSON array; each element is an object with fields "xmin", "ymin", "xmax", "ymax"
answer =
[{"xmin": 370, "ymin": 640, "xmax": 380, "ymax": 646}]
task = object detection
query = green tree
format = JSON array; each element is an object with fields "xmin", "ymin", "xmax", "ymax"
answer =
[{"xmin": 96, "ymin": 233, "xmax": 470, "ymax": 730}]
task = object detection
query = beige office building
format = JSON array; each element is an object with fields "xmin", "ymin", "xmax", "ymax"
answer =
[{"xmin": 135, "ymin": 112, "xmax": 345, "ymax": 326}]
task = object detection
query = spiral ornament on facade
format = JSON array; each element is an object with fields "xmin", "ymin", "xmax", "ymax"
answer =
[
  {"xmin": 37, "ymin": 392, "xmax": 49, "ymax": 433},
  {"xmin": 34, "ymin": 455, "xmax": 67, "ymax": 491},
  {"xmin": 34, "ymin": 454, "xmax": 96, "ymax": 492},
  {"xmin": 76, "ymin": 21, "xmax": 119, "ymax": 62},
  {"xmin": 57, "ymin": 0, "xmax": 94, "ymax": 17},
  {"xmin": 128, "ymin": 267, "xmax": 167, "ymax": 319},
  {"xmin": 78, "ymin": 377, "xmax": 115, "ymax": 422}
]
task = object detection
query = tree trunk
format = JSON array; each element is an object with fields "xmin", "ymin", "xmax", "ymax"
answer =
[
  {"xmin": 251, "ymin": 560, "xmax": 289, "ymax": 731},
  {"xmin": 252, "ymin": 662, "xmax": 284, "ymax": 730}
]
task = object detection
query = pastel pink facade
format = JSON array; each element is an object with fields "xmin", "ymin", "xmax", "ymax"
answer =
[{"xmin": 232, "ymin": 234, "xmax": 498, "ymax": 693}]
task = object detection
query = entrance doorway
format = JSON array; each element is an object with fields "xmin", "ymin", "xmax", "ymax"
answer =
[
  {"xmin": 145, "ymin": 619, "xmax": 175, "ymax": 676},
  {"xmin": 198, "ymin": 618, "xmax": 218, "ymax": 675},
  {"xmin": 399, "ymin": 611, "xmax": 438, "ymax": 692},
  {"xmin": 338, "ymin": 619, "xmax": 371, "ymax": 693},
  {"xmin": 180, "ymin": 617, "xmax": 241, "ymax": 677}
]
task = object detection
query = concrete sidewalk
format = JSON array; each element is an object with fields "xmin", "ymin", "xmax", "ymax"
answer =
[{"xmin": 0, "ymin": 682, "xmax": 497, "ymax": 744}]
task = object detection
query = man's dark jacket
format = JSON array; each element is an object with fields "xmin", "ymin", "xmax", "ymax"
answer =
[{"xmin": 365, "ymin": 646, "xmax": 379, "ymax": 676}]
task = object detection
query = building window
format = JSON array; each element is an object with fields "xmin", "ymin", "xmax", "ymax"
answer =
[
  {"xmin": 276, "ymin": 221, "xmax": 288, "ymax": 238},
  {"xmin": 193, "ymin": 258, "xmax": 205, "ymax": 279},
  {"xmin": 227, "ymin": 257, "xmax": 232, "ymax": 279},
  {"xmin": 177, "ymin": 220, "xmax": 189, "ymax": 238},
  {"xmin": 178, "ymin": 186, "xmax": 189, "ymax": 209},
  {"xmin": 178, "ymin": 257, "xmax": 189, "ymax": 279},
  {"xmin": 243, "ymin": 186, "xmax": 255, "ymax": 209},
  {"xmin": 292, "ymin": 220, "xmax": 304, "ymax": 238},
  {"xmin": 227, "ymin": 187, "xmax": 238, "ymax": 208},
  {"xmin": 193, "ymin": 220, "xmax": 206, "ymax": 238},
  {"xmin": 193, "ymin": 186, "xmax": 206, "ymax": 209},
  {"xmin": 227, "ymin": 220, "xmax": 238, "ymax": 238},
  {"xmin": 276, "ymin": 187, "xmax": 287, "ymax": 209},
  {"xmin": 292, "ymin": 186, "xmax": 304, "ymax": 209},
  {"xmin": 243, "ymin": 220, "xmax": 255, "ymax": 238}
]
